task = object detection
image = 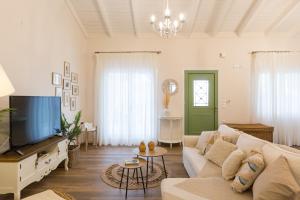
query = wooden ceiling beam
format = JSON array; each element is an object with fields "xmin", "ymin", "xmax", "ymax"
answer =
[
  {"xmin": 235, "ymin": 0, "xmax": 265, "ymax": 36},
  {"xmin": 94, "ymin": 0, "xmax": 113, "ymax": 37},
  {"xmin": 187, "ymin": 0, "xmax": 202, "ymax": 37},
  {"xmin": 130, "ymin": 0, "xmax": 139, "ymax": 37},
  {"xmin": 206, "ymin": 0, "xmax": 234, "ymax": 36},
  {"xmin": 265, "ymin": 0, "xmax": 300, "ymax": 35}
]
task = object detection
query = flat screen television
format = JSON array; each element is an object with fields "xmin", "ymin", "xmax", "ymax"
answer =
[{"xmin": 9, "ymin": 96, "xmax": 61, "ymax": 147}]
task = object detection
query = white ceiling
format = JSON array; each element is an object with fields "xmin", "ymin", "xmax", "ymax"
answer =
[{"xmin": 66, "ymin": 0, "xmax": 300, "ymax": 38}]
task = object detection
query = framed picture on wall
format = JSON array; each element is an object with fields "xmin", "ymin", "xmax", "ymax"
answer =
[
  {"xmin": 72, "ymin": 85, "xmax": 79, "ymax": 96},
  {"xmin": 52, "ymin": 72, "xmax": 62, "ymax": 86},
  {"xmin": 70, "ymin": 97, "xmax": 76, "ymax": 111},
  {"xmin": 55, "ymin": 87, "xmax": 62, "ymax": 97},
  {"xmin": 63, "ymin": 91, "xmax": 70, "ymax": 107},
  {"xmin": 63, "ymin": 79, "xmax": 71, "ymax": 90},
  {"xmin": 71, "ymin": 72, "xmax": 78, "ymax": 83},
  {"xmin": 64, "ymin": 61, "xmax": 70, "ymax": 77}
]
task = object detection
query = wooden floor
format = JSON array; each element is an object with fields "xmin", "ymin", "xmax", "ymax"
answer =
[{"xmin": 0, "ymin": 144, "xmax": 188, "ymax": 200}]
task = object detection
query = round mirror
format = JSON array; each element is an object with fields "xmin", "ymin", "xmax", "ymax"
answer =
[{"xmin": 162, "ymin": 79, "xmax": 178, "ymax": 96}]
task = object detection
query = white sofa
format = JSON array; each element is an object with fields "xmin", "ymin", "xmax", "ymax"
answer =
[{"xmin": 161, "ymin": 125, "xmax": 300, "ymax": 200}]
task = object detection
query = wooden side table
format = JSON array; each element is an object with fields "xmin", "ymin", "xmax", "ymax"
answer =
[
  {"xmin": 133, "ymin": 147, "xmax": 168, "ymax": 188},
  {"xmin": 118, "ymin": 158, "xmax": 146, "ymax": 199},
  {"xmin": 225, "ymin": 123, "xmax": 274, "ymax": 142}
]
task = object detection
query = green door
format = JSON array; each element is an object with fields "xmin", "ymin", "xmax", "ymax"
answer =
[{"xmin": 185, "ymin": 71, "xmax": 218, "ymax": 135}]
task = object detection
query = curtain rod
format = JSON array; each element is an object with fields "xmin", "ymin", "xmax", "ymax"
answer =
[
  {"xmin": 94, "ymin": 51, "xmax": 161, "ymax": 54},
  {"xmin": 250, "ymin": 50, "xmax": 300, "ymax": 54}
]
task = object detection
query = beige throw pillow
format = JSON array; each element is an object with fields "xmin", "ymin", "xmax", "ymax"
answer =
[
  {"xmin": 231, "ymin": 150, "xmax": 265, "ymax": 192},
  {"xmin": 253, "ymin": 155, "xmax": 300, "ymax": 200},
  {"xmin": 195, "ymin": 131, "xmax": 219, "ymax": 155},
  {"xmin": 204, "ymin": 138, "xmax": 237, "ymax": 167},
  {"xmin": 222, "ymin": 149, "xmax": 246, "ymax": 180}
]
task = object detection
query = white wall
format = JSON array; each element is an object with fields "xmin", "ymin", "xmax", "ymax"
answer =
[
  {"xmin": 0, "ymin": 0, "xmax": 89, "ymax": 136},
  {"xmin": 87, "ymin": 36, "xmax": 300, "ymax": 127}
]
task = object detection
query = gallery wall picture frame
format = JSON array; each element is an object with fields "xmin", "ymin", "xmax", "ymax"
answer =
[
  {"xmin": 63, "ymin": 91, "xmax": 70, "ymax": 107},
  {"xmin": 64, "ymin": 61, "xmax": 71, "ymax": 77},
  {"xmin": 63, "ymin": 79, "xmax": 71, "ymax": 90},
  {"xmin": 72, "ymin": 85, "xmax": 79, "ymax": 96},
  {"xmin": 70, "ymin": 97, "xmax": 76, "ymax": 111},
  {"xmin": 71, "ymin": 72, "xmax": 78, "ymax": 83},
  {"xmin": 55, "ymin": 87, "xmax": 62, "ymax": 97},
  {"xmin": 52, "ymin": 72, "xmax": 62, "ymax": 86}
]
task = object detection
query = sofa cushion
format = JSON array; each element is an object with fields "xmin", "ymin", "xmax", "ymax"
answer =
[
  {"xmin": 218, "ymin": 124, "xmax": 241, "ymax": 144},
  {"xmin": 231, "ymin": 151, "xmax": 265, "ymax": 192},
  {"xmin": 195, "ymin": 131, "xmax": 219, "ymax": 154},
  {"xmin": 183, "ymin": 147, "xmax": 221, "ymax": 178},
  {"xmin": 253, "ymin": 155, "xmax": 300, "ymax": 200},
  {"xmin": 262, "ymin": 143, "xmax": 300, "ymax": 185},
  {"xmin": 222, "ymin": 149, "xmax": 246, "ymax": 180},
  {"xmin": 161, "ymin": 177, "xmax": 252, "ymax": 200},
  {"xmin": 205, "ymin": 139, "xmax": 237, "ymax": 167},
  {"xmin": 236, "ymin": 133, "xmax": 267, "ymax": 155}
]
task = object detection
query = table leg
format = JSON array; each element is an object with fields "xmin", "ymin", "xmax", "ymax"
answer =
[
  {"xmin": 140, "ymin": 167, "xmax": 146, "ymax": 194},
  {"xmin": 136, "ymin": 168, "xmax": 139, "ymax": 184},
  {"xmin": 132, "ymin": 168, "xmax": 135, "ymax": 178},
  {"xmin": 151, "ymin": 157, "xmax": 154, "ymax": 172},
  {"xmin": 146, "ymin": 157, "xmax": 149, "ymax": 188},
  {"xmin": 161, "ymin": 156, "xmax": 167, "ymax": 178},
  {"xmin": 125, "ymin": 168, "xmax": 129, "ymax": 199},
  {"xmin": 119, "ymin": 168, "xmax": 125, "ymax": 189},
  {"xmin": 85, "ymin": 131, "xmax": 88, "ymax": 152}
]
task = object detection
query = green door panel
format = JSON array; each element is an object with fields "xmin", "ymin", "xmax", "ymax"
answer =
[{"xmin": 185, "ymin": 71, "xmax": 218, "ymax": 135}]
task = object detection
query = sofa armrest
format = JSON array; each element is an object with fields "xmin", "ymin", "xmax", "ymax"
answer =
[{"xmin": 183, "ymin": 135, "xmax": 199, "ymax": 147}]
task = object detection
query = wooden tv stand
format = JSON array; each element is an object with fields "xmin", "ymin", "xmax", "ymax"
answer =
[{"xmin": 0, "ymin": 136, "xmax": 69, "ymax": 200}]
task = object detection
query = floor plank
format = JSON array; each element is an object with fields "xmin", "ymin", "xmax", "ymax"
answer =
[{"xmin": 0, "ymin": 144, "xmax": 188, "ymax": 200}]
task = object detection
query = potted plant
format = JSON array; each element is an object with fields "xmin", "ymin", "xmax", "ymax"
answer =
[{"xmin": 61, "ymin": 111, "xmax": 82, "ymax": 168}]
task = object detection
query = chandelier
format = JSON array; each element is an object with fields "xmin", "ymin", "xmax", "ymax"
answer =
[{"xmin": 150, "ymin": 0, "xmax": 185, "ymax": 38}]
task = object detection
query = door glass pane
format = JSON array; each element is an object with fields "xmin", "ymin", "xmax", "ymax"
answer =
[{"xmin": 193, "ymin": 80, "xmax": 209, "ymax": 106}]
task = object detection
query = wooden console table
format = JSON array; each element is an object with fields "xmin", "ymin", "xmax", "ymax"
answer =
[
  {"xmin": 225, "ymin": 123, "xmax": 274, "ymax": 142},
  {"xmin": 158, "ymin": 116, "xmax": 183, "ymax": 148}
]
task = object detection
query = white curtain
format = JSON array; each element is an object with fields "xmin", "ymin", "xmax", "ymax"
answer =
[
  {"xmin": 252, "ymin": 52, "xmax": 300, "ymax": 146},
  {"xmin": 94, "ymin": 53, "xmax": 158, "ymax": 146}
]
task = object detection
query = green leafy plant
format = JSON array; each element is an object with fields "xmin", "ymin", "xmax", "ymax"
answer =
[
  {"xmin": 0, "ymin": 108, "xmax": 15, "ymax": 122},
  {"xmin": 61, "ymin": 111, "xmax": 82, "ymax": 146}
]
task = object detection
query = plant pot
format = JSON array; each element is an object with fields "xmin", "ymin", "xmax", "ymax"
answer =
[{"xmin": 68, "ymin": 145, "xmax": 80, "ymax": 168}]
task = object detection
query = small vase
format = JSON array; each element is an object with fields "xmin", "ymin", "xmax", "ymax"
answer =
[
  {"xmin": 148, "ymin": 141, "xmax": 155, "ymax": 151},
  {"xmin": 139, "ymin": 141, "xmax": 146, "ymax": 152}
]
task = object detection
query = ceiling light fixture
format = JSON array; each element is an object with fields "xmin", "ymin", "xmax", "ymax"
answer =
[{"xmin": 150, "ymin": 0, "xmax": 185, "ymax": 38}]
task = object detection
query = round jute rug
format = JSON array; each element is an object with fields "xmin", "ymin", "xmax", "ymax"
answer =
[{"xmin": 100, "ymin": 162, "xmax": 167, "ymax": 190}]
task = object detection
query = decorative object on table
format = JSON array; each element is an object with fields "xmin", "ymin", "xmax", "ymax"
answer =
[
  {"xmin": 139, "ymin": 141, "xmax": 146, "ymax": 152},
  {"xmin": 82, "ymin": 122, "xmax": 98, "ymax": 152},
  {"xmin": 63, "ymin": 79, "xmax": 71, "ymax": 90},
  {"xmin": 63, "ymin": 91, "xmax": 70, "ymax": 107},
  {"xmin": 64, "ymin": 61, "xmax": 71, "ymax": 77},
  {"xmin": 61, "ymin": 111, "xmax": 82, "ymax": 168},
  {"xmin": 100, "ymin": 162, "xmax": 165, "ymax": 190},
  {"xmin": 70, "ymin": 97, "xmax": 76, "ymax": 111},
  {"xmin": 72, "ymin": 85, "xmax": 79, "ymax": 96},
  {"xmin": 148, "ymin": 141, "xmax": 155, "ymax": 151},
  {"xmin": 159, "ymin": 116, "xmax": 183, "ymax": 148},
  {"xmin": 71, "ymin": 72, "xmax": 78, "ymax": 83},
  {"xmin": 124, "ymin": 159, "xmax": 139, "ymax": 166},
  {"xmin": 149, "ymin": 0, "xmax": 185, "ymax": 38},
  {"xmin": 55, "ymin": 87, "xmax": 62, "ymax": 97},
  {"xmin": 52, "ymin": 72, "xmax": 62, "ymax": 86},
  {"xmin": 22, "ymin": 189, "xmax": 75, "ymax": 200},
  {"xmin": 162, "ymin": 79, "xmax": 178, "ymax": 115},
  {"xmin": 133, "ymin": 147, "xmax": 168, "ymax": 188}
]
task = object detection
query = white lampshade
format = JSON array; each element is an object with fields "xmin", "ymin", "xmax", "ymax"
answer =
[{"xmin": 0, "ymin": 64, "xmax": 15, "ymax": 97}]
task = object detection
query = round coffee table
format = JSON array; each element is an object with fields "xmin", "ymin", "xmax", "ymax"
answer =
[
  {"xmin": 133, "ymin": 147, "xmax": 168, "ymax": 188},
  {"xmin": 118, "ymin": 157, "xmax": 146, "ymax": 199}
]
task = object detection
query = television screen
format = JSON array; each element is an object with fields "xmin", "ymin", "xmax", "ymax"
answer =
[{"xmin": 9, "ymin": 96, "xmax": 61, "ymax": 147}]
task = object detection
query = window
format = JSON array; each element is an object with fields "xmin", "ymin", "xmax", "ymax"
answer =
[{"xmin": 193, "ymin": 80, "xmax": 209, "ymax": 106}]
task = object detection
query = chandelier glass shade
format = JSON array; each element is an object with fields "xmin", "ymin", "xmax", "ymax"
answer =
[{"xmin": 150, "ymin": 0, "xmax": 185, "ymax": 38}]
